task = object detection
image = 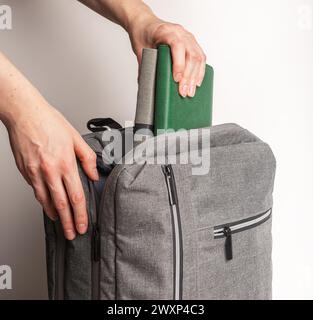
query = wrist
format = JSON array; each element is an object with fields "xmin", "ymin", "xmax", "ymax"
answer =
[
  {"xmin": 0, "ymin": 95, "xmax": 22, "ymax": 129},
  {"xmin": 127, "ymin": 14, "xmax": 165, "ymax": 53},
  {"xmin": 0, "ymin": 88, "xmax": 47, "ymax": 130},
  {"xmin": 125, "ymin": 3, "xmax": 158, "ymax": 35}
]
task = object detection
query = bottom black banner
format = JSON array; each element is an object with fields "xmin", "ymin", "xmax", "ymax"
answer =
[{"xmin": 0, "ymin": 300, "xmax": 306, "ymax": 319}]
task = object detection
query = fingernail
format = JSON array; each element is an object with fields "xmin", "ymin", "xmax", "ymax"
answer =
[
  {"xmin": 197, "ymin": 79, "xmax": 203, "ymax": 87},
  {"xmin": 77, "ymin": 224, "xmax": 87, "ymax": 234},
  {"xmin": 65, "ymin": 229, "xmax": 76, "ymax": 240},
  {"xmin": 188, "ymin": 85, "xmax": 195, "ymax": 97},
  {"xmin": 174, "ymin": 73, "xmax": 182, "ymax": 82},
  {"xmin": 181, "ymin": 84, "xmax": 188, "ymax": 97}
]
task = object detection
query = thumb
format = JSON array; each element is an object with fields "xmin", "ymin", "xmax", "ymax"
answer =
[
  {"xmin": 136, "ymin": 46, "xmax": 143, "ymax": 66},
  {"xmin": 74, "ymin": 136, "xmax": 99, "ymax": 181},
  {"xmin": 136, "ymin": 48, "xmax": 143, "ymax": 84}
]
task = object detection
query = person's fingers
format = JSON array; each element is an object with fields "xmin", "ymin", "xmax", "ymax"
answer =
[
  {"xmin": 74, "ymin": 135, "xmax": 99, "ymax": 181},
  {"xmin": 170, "ymin": 40, "xmax": 186, "ymax": 83},
  {"xmin": 192, "ymin": 45, "xmax": 206, "ymax": 87},
  {"xmin": 62, "ymin": 163, "xmax": 88, "ymax": 235},
  {"xmin": 34, "ymin": 183, "xmax": 58, "ymax": 221},
  {"xmin": 182, "ymin": 47, "xmax": 205, "ymax": 97},
  {"xmin": 27, "ymin": 165, "xmax": 58, "ymax": 221},
  {"xmin": 196, "ymin": 57, "xmax": 206, "ymax": 87},
  {"xmin": 179, "ymin": 51, "xmax": 195, "ymax": 97},
  {"xmin": 42, "ymin": 197, "xmax": 59, "ymax": 222},
  {"xmin": 179, "ymin": 78, "xmax": 191, "ymax": 98},
  {"xmin": 188, "ymin": 53, "xmax": 201, "ymax": 97},
  {"xmin": 43, "ymin": 170, "xmax": 76, "ymax": 240}
]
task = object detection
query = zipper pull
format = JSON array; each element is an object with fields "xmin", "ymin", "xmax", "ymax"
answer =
[
  {"xmin": 92, "ymin": 226, "xmax": 100, "ymax": 262},
  {"xmin": 223, "ymin": 226, "xmax": 233, "ymax": 261},
  {"xmin": 162, "ymin": 165, "xmax": 178, "ymax": 206}
]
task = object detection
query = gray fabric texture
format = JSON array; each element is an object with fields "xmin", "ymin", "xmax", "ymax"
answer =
[
  {"xmin": 135, "ymin": 48, "xmax": 158, "ymax": 127},
  {"xmin": 44, "ymin": 123, "xmax": 276, "ymax": 300}
]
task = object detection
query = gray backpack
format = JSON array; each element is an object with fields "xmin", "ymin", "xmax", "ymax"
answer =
[{"xmin": 44, "ymin": 121, "xmax": 276, "ymax": 300}]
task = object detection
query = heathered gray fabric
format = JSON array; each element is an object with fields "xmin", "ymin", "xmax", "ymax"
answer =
[
  {"xmin": 44, "ymin": 123, "xmax": 276, "ymax": 300},
  {"xmin": 44, "ymin": 162, "xmax": 95, "ymax": 300},
  {"xmin": 197, "ymin": 219, "xmax": 272, "ymax": 300},
  {"xmin": 135, "ymin": 48, "xmax": 158, "ymax": 127},
  {"xmin": 43, "ymin": 217, "xmax": 56, "ymax": 300},
  {"xmin": 102, "ymin": 165, "xmax": 175, "ymax": 299}
]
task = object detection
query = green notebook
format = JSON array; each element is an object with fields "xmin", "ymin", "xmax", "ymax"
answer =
[{"xmin": 154, "ymin": 45, "xmax": 213, "ymax": 135}]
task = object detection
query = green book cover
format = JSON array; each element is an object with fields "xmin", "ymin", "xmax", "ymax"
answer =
[{"xmin": 154, "ymin": 45, "xmax": 213, "ymax": 135}]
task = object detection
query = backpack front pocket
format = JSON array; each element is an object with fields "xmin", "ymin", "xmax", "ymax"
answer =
[
  {"xmin": 213, "ymin": 208, "xmax": 272, "ymax": 261},
  {"xmin": 197, "ymin": 208, "xmax": 273, "ymax": 300}
]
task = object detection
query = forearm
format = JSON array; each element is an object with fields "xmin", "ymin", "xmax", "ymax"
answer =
[
  {"xmin": 0, "ymin": 52, "xmax": 46, "ymax": 128},
  {"xmin": 77, "ymin": 0, "xmax": 156, "ymax": 32}
]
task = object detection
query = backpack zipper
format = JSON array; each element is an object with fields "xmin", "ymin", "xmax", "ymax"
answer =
[
  {"xmin": 214, "ymin": 208, "xmax": 272, "ymax": 261},
  {"xmin": 54, "ymin": 221, "xmax": 66, "ymax": 300},
  {"xmin": 90, "ymin": 180, "xmax": 100, "ymax": 300},
  {"xmin": 162, "ymin": 165, "xmax": 183, "ymax": 300}
]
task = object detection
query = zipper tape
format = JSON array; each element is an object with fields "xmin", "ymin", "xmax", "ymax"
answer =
[
  {"xmin": 214, "ymin": 208, "xmax": 272, "ymax": 238},
  {"xmin": 213, "ymin": 208, "xmax": 272, "ymax": 261},
  {"xmin": 162, "ymin": 165, "xmax": 183, "ymax": 300}
]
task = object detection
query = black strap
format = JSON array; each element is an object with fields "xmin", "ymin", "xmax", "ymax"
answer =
[{"xmin": 87, "ymin": 118, "xmax": 122, "ymax": 132}]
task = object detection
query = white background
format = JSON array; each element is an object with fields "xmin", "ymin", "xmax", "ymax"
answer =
[{"xmin": 0, "ymin": 0, "xmax": 312, "ymax": 299}]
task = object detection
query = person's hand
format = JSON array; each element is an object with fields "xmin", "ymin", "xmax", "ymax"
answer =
[
  {"xmin": 128, "ymin": 16, "xmax": 206, "ymax": 98},
  {"xmin": 0, "ymin": 52, "xmax": 98, "ymax": 241},
  {"xmin": 6, "ymin": 100, "xmax": 98, "ymax": 240},
  {"xmin": 78, "ymin": 0, "xmax": 206, "ymax": 97}
]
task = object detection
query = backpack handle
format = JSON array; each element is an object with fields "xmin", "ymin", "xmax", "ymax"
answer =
[{"xmin": 87, "ymin": 118, "xmax": 122, "ymax": 132}]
